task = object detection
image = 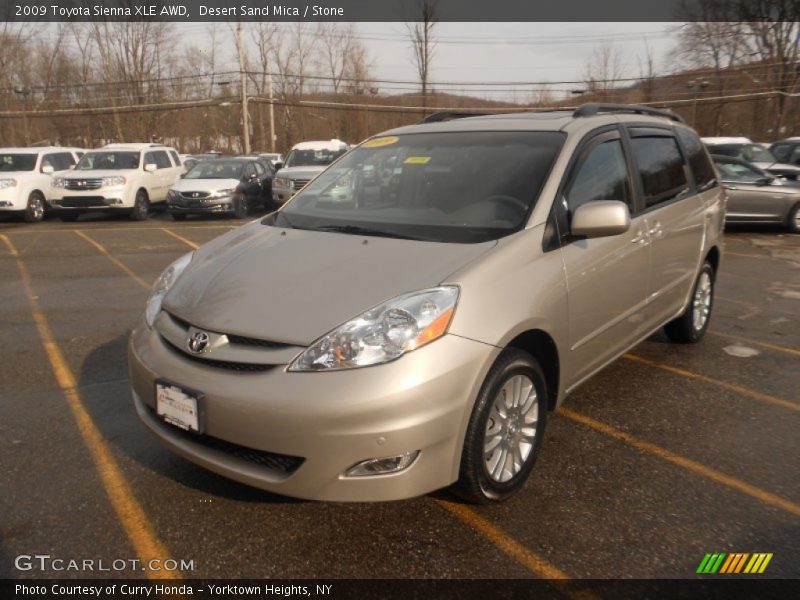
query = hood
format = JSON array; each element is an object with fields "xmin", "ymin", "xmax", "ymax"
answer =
[
  {"xmin": 275, "ymin": 166, "xmax": 327, "ymax": 180},
  {"xmin": 164, "ymin": 222, "xmax": 495, "ymax": 346},
  {"xmin": 170, "ymin": 178, "xmax": 240, "ymax": 193}
]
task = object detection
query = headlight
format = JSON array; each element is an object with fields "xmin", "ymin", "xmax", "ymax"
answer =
[
  {"xmin": 101, "ymin": 175, "xmax": 126, "ymax": 187},
  {"xmin": 274, "ymin": 177, "xmax": 289, "ymax": 188},
  {"xmin": 145, "ymin": 252, "xmax": 193, "ymax": 327},
  {"xmin": 52, "ymin": 177, "xmax": 65, "ymax": 188},
  {"xmin": 0, "ymin": 179, "xmax": 17, "ymax": 189},
  {"xmin": 210, "ymin": 188, "xmax": 235, "ymax": 198},
  {"xmin": 289, "ymin": 286, "xmax": 459, "ymax": 372}
]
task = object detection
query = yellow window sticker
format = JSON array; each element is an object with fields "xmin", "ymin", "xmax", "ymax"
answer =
[
  {"xmin": 404, "ymin": 156, "xmax": 431, "ymax": 165},
  {"xmin": 362, "ymin": 136, "xmax": 399, "ymax": 148}
]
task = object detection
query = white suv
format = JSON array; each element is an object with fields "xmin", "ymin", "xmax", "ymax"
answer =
[
  {"xmin": 0, "ymin": 147, "xmax": 84, "ymax": 222},
  {"xmin": 51, "ymin": 143, "xmax": 183, "ymax": 221}
]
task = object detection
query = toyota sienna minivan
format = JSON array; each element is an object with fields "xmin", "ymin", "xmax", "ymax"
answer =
[{"xmin": 129, "ymin": 104, "xmax": 724, "ymax": 503}]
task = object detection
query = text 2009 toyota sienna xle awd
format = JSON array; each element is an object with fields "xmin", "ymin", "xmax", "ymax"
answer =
[{"xmin": 129, "ymin": 104, "xmax": 724, "ymax": 503}]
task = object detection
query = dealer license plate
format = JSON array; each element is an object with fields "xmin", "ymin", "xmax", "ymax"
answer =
[{"xmin": 156, "ymin": 382, "xmax": 201, "ymax": 432}]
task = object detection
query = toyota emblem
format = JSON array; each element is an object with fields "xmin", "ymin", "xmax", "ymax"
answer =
[{"xmin": 187, "ymin": 331, "xmax": 211, "ymax": 354}]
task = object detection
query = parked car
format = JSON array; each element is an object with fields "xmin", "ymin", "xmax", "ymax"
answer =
[
  {"xmin": 50, "ymin": 143, "xmax": 183, "ymax": 221},
  {"xmin": 271, "ymin": 139, "xmax": 349, "ymax": 205},
  {"xmin": 712, "ymin": 154, "xmax": 800, "ymax": 232},
  {"xmin": 0, "ymin": 147, "xmax": 83, "ymax": 222},
  {"xmin": 769, "ymin": 138, "xmax": 800, "ymax": 167},
  {"xmin": 167, "ymin": 157, "xmax": 273, "ymax": 220},
  {"xmin": 129, "ymin": 104, "xmax": 724, "ymax": 503},
  {"xmin": 251, "ymin": 152, "xmax": 284, "ymax": 168},
  {"xmin": 702, "ymin": 136, "xmax": 800, "ymax": 180}
]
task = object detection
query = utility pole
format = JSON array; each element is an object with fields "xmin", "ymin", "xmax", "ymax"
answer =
[
  {"xmin": 13, "ymin": 87, "xmax": 31, "ymax": 146},
  {"xmin": 268, "ymin": 71, "xmax": 276, "ymax": 153},
  {"xmin": 236, "ymin": 23, "xmax": 251, "ymax": 154}
]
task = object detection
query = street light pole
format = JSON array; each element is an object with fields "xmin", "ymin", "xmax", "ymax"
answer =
[
  {"xmin": 268, "ymin": 71, "xmax": 276, "ymax": 153},
  {"xmin": 13, "ymin": 87, "xmax": 31, "ymax": 146},
  {"xmin": 688, "ymin": 80, "xmax": 709, "ymax": 129},
  {"xmin": 235, "ymin": 23, "xmax": 251, "ymax": 154}
]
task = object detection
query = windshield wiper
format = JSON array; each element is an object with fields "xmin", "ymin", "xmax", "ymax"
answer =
[{"xmin": 314, "ymin": 224, "xmax": 423, "ymax": 240}]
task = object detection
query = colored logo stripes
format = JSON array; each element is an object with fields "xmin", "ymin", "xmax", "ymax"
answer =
[{"xmin": 697, "ymin": 553, "xmax": 773, "ymax": 574}]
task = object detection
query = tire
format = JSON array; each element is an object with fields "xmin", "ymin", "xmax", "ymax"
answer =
[
  {"xmin": 787, "ymin": 203, "xmax": 800, "ymax": 234},
  {"xmin": 233, "ymin": 194, "xmax": 248, "ymax": 219},
  {"xmin": 171, "ymin": 213, "xmax": 188, "ymax": 221},
  {"xmin": 129, "ymin": 190, "xmax": 150, "ymax": 221},
  {"xmin": 452, "ymin": 348, "xmax": 548, "ymax": 504},
  {"xmin": 23, "ymin": 191, "xmax": 45, "ymax": 223},
  {"xmin": 664, "ymin": 261, "xmax": 715, "ymax": 343},
  {"xmin": 59, "ymin": 211, "xmax": 79, "ymax": 222}
]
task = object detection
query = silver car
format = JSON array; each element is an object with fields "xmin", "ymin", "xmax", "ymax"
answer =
[
  {"xmin": 129, "ymin": 104, "xmax": 725, "ymax": 503},
  {"xmin": 271, "ymin": 140, "xmax": 348, "ymax": 205},
  {"xmin": 713, "ymin": 155, "xmax": 800, "ymax": 233}
]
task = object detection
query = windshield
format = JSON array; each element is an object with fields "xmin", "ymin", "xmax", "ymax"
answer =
[
  {"xmin": 0, "ymin": 154, "xmax": 36, "ymax": 172},
  {"xmin": 76, "ymin": 152, "xmax": 140, "ymax": 170},
  {"xmin": 184, "ymin": 160, "xmax": 245, "ymax": 180},
  {"xmin": 269, "ymin": 131, "xmax": 565, "ymax": 244},
  {"xmin": 284, "ymin": 147, "xmax": 347, "ymax": 168}
]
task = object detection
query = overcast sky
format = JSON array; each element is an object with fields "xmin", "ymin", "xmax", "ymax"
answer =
[{"xmin": 177, "ymin": 21, "xmax": 679, "ymax": 101}]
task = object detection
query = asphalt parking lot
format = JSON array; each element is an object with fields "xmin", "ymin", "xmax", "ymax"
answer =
[{"xmin": 1, "ymin": 211, "xmax": 798, "ymax": 585}]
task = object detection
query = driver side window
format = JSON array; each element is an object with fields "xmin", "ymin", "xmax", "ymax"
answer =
[{"xmin": 566, "ymin": 139, "xmax": 632, "ymax": 215}]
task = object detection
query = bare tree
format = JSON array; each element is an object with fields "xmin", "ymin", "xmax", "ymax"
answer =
[
  {"xmin": 406, "ymin": 0, "xmax": 438, "ymax": 112},
  {"xmin": 584, "ymin": 42, "xmax": 624, "ymax": 102},
  {"xmin": 637, "ymin": 38, "xmax": 658, "ymax": 103}
]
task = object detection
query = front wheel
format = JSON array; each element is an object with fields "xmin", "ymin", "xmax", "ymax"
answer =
[
  {"xmin": 787, "ymin": 203, "xmax": 800, "ymax": 234},
  {"xmin": 453, "ymin": 349, "xmax": 548, "ymax": 504},
  {"xmin": 664, "ymin": 261, "xmax": 715, "ymax": 343},
  {"xmin": 23, "ymin": 191, "xmax": 46, "ymax": 223},
  {"xmin": 129, "ymin": 190, "xmax": 150, "ymax": 221},
  {"xmin": 233, "ymin": 195, "xmax": 248, "ymax": 219}
]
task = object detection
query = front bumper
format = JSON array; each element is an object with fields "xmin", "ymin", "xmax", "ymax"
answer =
[
  {"xmin": 0, "ymin": 188, "xmax": 24, "ymax": 211},
  {"xmin": 49, "ymin": 195, "xmax": 128, "ymax": 210},
  {"xmin": 168, "ymin": 196, "xmax": 234, "ymax": 214},
  {"xmin": 272, "ymin": 185, "xmax": 292, "ymax": 205},
  {"xmin": 128, "ymin": 320, "xmax": 498, "ymax": 501}
]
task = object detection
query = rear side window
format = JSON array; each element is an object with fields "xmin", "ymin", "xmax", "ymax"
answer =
[
  {"xmin": 169, "ymin": 150, "xmax": 181, "ymax": 166},
  {"xmin": 675, "ymin": 128, "xmax": 717, "ymax": 191},
  {"xmin": 630, "ymin": 136, "xmax": 688, "ymax": 208},
  {"xmin": 566, "ymin": 139, "xmax": 632, "ymax": 213},
  {"xmin": 145, "ymin": 151, "xmax": 172, "ymax": 169},
  {"xmin": 42, "ymin": 152, "xmax": 76, "ymax": 171}
]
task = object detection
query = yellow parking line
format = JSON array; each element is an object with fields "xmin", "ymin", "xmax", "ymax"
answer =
[
  {"xmin": 161, "ymin": 228, "xmax": 199, "ymax": 249},
  {"xmin": 559, "ymin": 408, "xmax": 800, "ymax": 517},
  {"xmin": 709, "ymin": 331, "xmax": 800, "ymax": 358},
  {"xmin": 74, "ymin": 230, "xmax": 150, "ymax": 290},
  {"xmin": 624, "ymin": 354, "xmax": 799, "ymax": 412},
  {"xmin": 437, "ymin": 500, "xmax": 598, "ymax": 599},
  {"xmin": 4, "ymin": 235, "xmax": 179, "ymax": 580},
  {"xmin": 1, "ymin": 233, "xmax": 18, "ymax": 256},
  {"xmin": 715, "ymin": 294, "xmax": 800, "ymax": 318}
]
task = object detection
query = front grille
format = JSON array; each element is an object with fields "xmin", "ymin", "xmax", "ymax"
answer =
[
  {"xmin": 60, "ymin": 197, "xmax": 108, "ymax": 207},
  {"xmin": 165, "ymin": 312, "xmax": 292, "ymax": 350},
  {"xmin": 147, "ymin": 406, "xmax": 304, "ymax": 474},
  {"xmin": 65, "ymin": 178, "xmax": 102, "ymax": 191},
  {"xmin": 291, "ymin": 179, "xmax": 310, "ymax": 191},
  {"xmin": 179, "ymin": 191, "xmax": 211, "ymax": 199},
  {"xmin": 161, "ymin": 337, "xmax": 276, "ymax": 373}
]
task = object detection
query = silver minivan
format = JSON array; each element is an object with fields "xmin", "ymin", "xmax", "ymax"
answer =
[{"xmin": 129, "ymin": 104, "xmax": 725, "ymax": 503}]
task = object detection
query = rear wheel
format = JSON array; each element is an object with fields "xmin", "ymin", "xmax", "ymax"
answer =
[
  {"xmin": 23, "ymin": 191, "xmax": 45, "ymax": 223},
  {"xmin": 664, "ymin": 261, "xmax": 715, "ymax": 343},
  {"xmin": 130, "ymin": 190, "xmax": 150, "ymax": 221},
  {"xmin": 453, "ymin": 349, "xmax": 548, "ymax": 504},
  {"xmin": 787, "ymin": 204, "xmax": 800, "ymax": 234}
]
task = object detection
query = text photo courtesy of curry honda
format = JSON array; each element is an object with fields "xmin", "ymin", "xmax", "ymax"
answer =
[{"xmin": 1, "ymin": 1, "xmax": 799, "ymax": 598}]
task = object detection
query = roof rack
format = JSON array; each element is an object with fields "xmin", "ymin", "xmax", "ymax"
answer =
[
  {"xmin": 420, "ymin": 111, "xmax": 490, "ymax": 124},
  {"xmin": 573, "ymin": 103, "xmax": 685, "ymax": 124}
]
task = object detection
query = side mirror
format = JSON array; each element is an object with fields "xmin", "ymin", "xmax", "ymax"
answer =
[
  {"xmin": 571, "ymin": 201, "xmax": 631, "ymax": 238},
  {"xmin": 274, "ymin": 161, "xmax": 283, "ymax": 170},
  {"xmin": 41, "ymin": 165, "xmax": 54, "ymax": 174},
  {"xmin": 144, "ymin": 163, "xmax": 157, "ymax": 172}
]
